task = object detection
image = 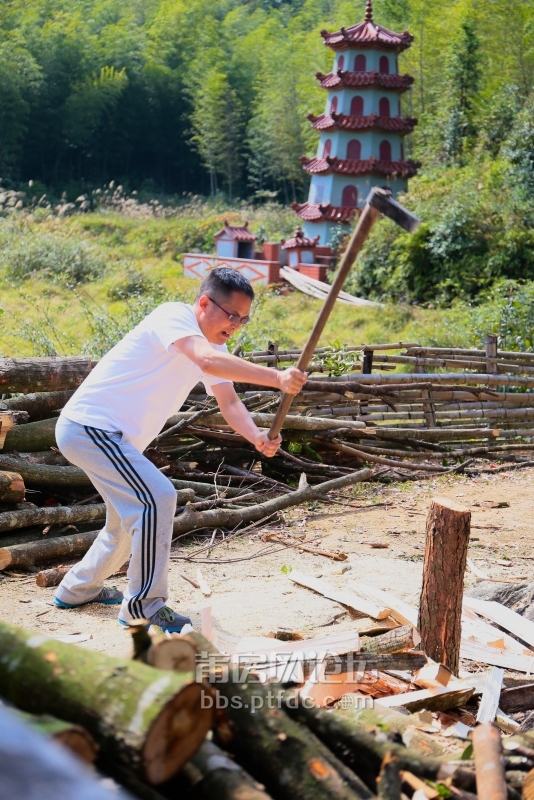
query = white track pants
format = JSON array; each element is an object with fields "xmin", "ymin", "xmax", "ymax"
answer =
[{"xmin": 55, "ymin": 416, "xmax": 177, "ymax": 621}]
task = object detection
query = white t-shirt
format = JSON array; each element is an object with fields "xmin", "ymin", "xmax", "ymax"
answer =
[{"xmin": 62, "ymin": 303, "xmax": 231, "ymax": 453}]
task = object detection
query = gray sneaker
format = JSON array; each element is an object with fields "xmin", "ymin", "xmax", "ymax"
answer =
[
  {"xmin": 54, "ymin": 586, "xmax": 123, "ymax": 609},
  {"xmin": 149, "ymin": 606, "xmax": 192, "ymax": 633}
]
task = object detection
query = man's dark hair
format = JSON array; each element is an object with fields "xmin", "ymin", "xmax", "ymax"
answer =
[{"xmin": 197, "ymin": 267, "xmax": 255, "ymax": 302}]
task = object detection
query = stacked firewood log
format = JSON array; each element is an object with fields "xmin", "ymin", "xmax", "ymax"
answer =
[
  {"xmin": 1, "ymin": 615, "xmax": 531, "ymax": 799},
  {"xmin": 3, "ymin": 339, "xmax": 534, "ymax": 572},
  {"xmin": 3, "ymin": 347, "xmax": 534, "ymax": 796}
]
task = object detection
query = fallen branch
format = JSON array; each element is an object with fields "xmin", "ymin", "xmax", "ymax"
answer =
[
  {"xmin": 171, "ymin": 469, "xmax": 373, "ymax": 539},
  {"xmin": 325, "ymin": 440, "xmax": 446, "ymax": 473},
  {"xmin": 167, "ymin": 411, "xmax": 367, "ymax": 432},
  {"xmin": 266, "ymin": 534, "xmax": 348, "ymax": 561}
]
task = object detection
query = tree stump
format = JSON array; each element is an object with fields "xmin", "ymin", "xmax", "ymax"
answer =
[{"xmin": 418, "ymin": 498, "xmax": 471, "ymax": 675}]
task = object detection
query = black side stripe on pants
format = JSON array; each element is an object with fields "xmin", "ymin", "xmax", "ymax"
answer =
[{"xmin": 84, "ymin": 426, "xmax": 158, "ymax": 619}]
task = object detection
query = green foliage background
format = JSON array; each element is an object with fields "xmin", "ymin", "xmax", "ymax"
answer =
[{"xmin": 2, "ymin": 0, "xmax": 534, "ymax": 354}]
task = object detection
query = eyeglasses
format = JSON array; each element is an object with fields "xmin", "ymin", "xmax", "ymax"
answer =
[{"xmin": 208, "ymin": 297, "xmax": 251, "ymax": 326}]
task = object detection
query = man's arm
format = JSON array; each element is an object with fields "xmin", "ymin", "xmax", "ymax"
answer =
[
  {"xmin": 173, "ymin": 335, "xmax": 307, "ymax": 394},
  {"xmin": 211, "ymin": 382, "xmax": 282, "ymax": 457}
]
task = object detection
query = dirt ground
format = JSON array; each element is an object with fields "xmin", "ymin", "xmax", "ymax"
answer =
[{"xmin": 1, "ymin": 467, "xmax": 533, "ymax": 660}]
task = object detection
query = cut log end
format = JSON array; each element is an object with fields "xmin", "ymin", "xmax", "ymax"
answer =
[
  {"xmin": 142, "ymin": 682, "xmax": 214, "ymax": 785},
  {"xmin": 0, "ymin": 470, "xmax": 25, "ymax": 504},
  {"xmin": 54, "ymin": 727, "xmax": 98, "ymax": 764},
  {"xmin": 429, "ymin": 497, "xmax": 470, "ymax": 515}
]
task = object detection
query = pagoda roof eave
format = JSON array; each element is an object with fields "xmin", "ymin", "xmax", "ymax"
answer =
[
  {"xmin": 291, "ymin": 202, "xmax": 358, "ymax": 223},
  {"xmin": 320, "ymin": 21, "xmax": 413, "ymax": 53},
  {"xmin": 300, "ymin": 155, "xmax": 420, "ymax": 179},
  {"xmin": 316, "ymin": 70, "xmax": 413, "ymax": 92},
  {"xmin": 308, "ymin": 112, "xmax": 417, "ymax": 134}
]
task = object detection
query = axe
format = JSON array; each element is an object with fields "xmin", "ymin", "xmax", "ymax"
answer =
[{"xmin": 267, "ymin": 187, "xmax": 420, "ymax": 441}]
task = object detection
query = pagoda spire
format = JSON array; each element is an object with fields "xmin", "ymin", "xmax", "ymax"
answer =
[{"xmin": 365, "ymin": 0, "xmax": 373, "ymax": 22}]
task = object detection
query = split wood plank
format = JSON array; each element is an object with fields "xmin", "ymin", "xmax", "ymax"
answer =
[
  {"xmin": 195, "ymin": 569, "xmax": 212, "ymax": 597},
  {"xmin": 349, "ymin": 582, "xmax": 418, "ymax": 628},
  {"xmin": 212, "ymin": 628, "xmax": 360, "ymax": 658},
  {"xmin": 461, "ymin": 614, "xmax": 532, "ymax": 656},
  {"xmin": 463, "ymin": 596, "xmax": 534, "ymax": 650},
  {"xmin": 460, "ymin": 639, "xmax": 534, "ymax": 672},
  {"xmin": 375, "ymin": 683, "xmax": 475, "ymax": 713},
  {"xmin": 288, "ymin": 570, "xmax": 391, "ymax": 620},
  {"xmin": 476, "ymin": 667, "xmax": 504, "ymax": 724}
]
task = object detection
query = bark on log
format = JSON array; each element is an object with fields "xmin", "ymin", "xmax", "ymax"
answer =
[
  {"xmin": 36, "ymin": 565, "xmax": 71, "ymax": 587},
  {"xmin": 166, "ymin": 411, "xmax": 367, "ymax": 432},
  {"xmin": 500, "ymin": 684, "xmax": 534, "ymax": 714},
  {"xmin": 170, "ymin": 477, "xmax": 259, "ymax": 499},
  {"xmin": 0, "ymin": 490, "xmax": 194, "ymax": 534},
  {"xmin": 0, "ymin": 356, "xmax": 92, "ymax": 393},
  {"xmin": 376, "ymin": 753, "xmax": 402, "ymax": 800},
  {"xmin": 0, "ymin": 470, "xmax": 25, "ymax": 503},
  {"xmin": 359, "ymin": 626, "xmax": 415, "ymax": 655},
  {"xmin": 14, "ymin": 709, "xmax": 98, "ymax": 763},
  {"xmin": 472, "ymin": 723, "xmax": 507, "ymax": 800},
  {"xmin": 171, "ymin": 633, "xmax": 374, "ymax": 800},
  {"xmin": 0, "ymin": 530, "xmax": 100, "ymax": 570},
  {"xmin": 172, "ymin": 469, "xmax": 373, "ymax": 539},
  {"xmin": 181, "ymin": 740, "xmax": 275, "ymax": 800},
  {"xmin": 0, "ymin": 619, "xmax": 214, "ymax": 784},
  {"xmin": 4, "ymin": 417, "xmax": 58, "ymax": 451},
  {"xmin": 0, "ymin": 455, "xmax": 91, "ymax": 487},
  {"xmin": 281, "ymin": 693, "xmax": 474, "ymax": 793},
  {"xmin": 418, "ymin": 498, "xmax": 471, "ymax": 676},
  {"xmin": 325, "ymin": 441, "xmax": 446, "ymax": 473},
  {"xmin": 0, "ymin": 502, "xmax": 106, "ymax": 533},
  {"xmin": 1, "ymin": 390, "xmax": 75, "ymax": 420}
]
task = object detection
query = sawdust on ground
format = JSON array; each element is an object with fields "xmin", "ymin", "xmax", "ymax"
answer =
[{"xmin": 1, "ymin": 468, "xmax": 532, "ymax": 660}]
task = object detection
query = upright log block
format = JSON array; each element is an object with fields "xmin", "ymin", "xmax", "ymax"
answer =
[{"xmin": 418, "ymin": 498, "xmax": 471, "ymax": 675}]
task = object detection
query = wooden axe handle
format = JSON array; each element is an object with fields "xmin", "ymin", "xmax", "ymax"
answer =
[{"xmin": 268, "ymin": 201, "xmax": 381, "ymax": 440}]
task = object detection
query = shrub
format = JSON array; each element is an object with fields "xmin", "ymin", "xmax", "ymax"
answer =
[{"xmin": 4, "ymin": 233, "xmax": 107, "ymax": 285}]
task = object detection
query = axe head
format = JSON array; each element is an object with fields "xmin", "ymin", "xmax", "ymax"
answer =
[{"xmin": 367, "ymin": 187, "xmax": 420, "ymax": 233}]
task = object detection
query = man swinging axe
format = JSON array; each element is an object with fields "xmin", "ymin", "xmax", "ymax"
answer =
[
  {"xmin": 54, "ymin": 188, "xmax": 418, "ymax": 633},
  {"xmin": 53, "ymin": 267, "xmax": 307, "ymax": 632}
]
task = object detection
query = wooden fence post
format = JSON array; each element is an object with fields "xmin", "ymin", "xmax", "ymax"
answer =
[
  {"xmin": 418, "ymin": 498, "xmax": 471, "ymax": 675},
  {"xmin": 485, "ymin": 333, "xmax": 498, "ymax": 374}
]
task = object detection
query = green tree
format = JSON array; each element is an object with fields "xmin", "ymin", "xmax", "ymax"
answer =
[
  {"xmin": 188, "ymin": 67, "xmax": 243, "ymax": 200},
  {"xmin": 444, "ymin": 21, "xmax": 481, "ymax": 159}
]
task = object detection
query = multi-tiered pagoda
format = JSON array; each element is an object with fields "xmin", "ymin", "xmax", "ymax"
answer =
[{"xmin": 293, "ymin": 0, "xmax": 420, "ymax": 246}]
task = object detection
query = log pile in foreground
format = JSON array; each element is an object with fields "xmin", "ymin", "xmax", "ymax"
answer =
[
  {"xmin": 3, "ymin": 489, "xmax": 534, "ymax": 797},
  {"xmin": 3, "ymin": 342, "xmax": 534, "ymax": 572}
]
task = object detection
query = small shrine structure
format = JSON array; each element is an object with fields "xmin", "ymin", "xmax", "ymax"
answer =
[
  {"xmin": 292, "ymin": 0, "xmax": 420, "ymax": 245},
  {"xmin": 215, "ymin": 221, "xmax": 256, "ymax": 260}
]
